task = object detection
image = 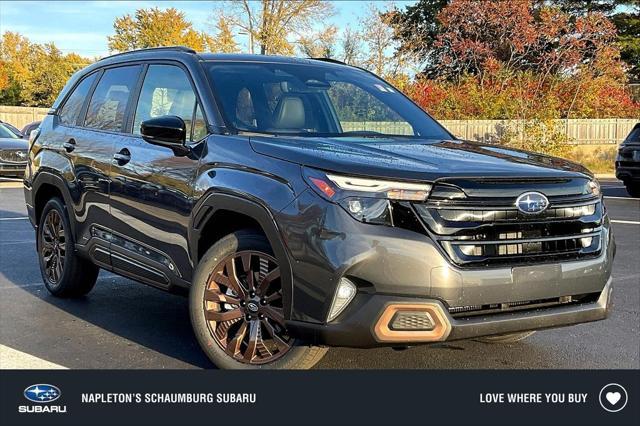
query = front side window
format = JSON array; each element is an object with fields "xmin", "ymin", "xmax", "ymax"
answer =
[
  {"xmin": 206, "ymin": 61, "xmax": 450, "ymax": 140},
  {"xmin": 84, "ymin": 65, "xmax": 141, "ymax": 132},
  {"xmin": 59, "ymin": 72, "xmax": 98, "ymax": 126},
  {"xmin": 133, "ymin": 65, "xmax": 200, "ymax": 141}
]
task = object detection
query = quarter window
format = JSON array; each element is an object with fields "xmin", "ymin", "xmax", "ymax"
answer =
[
  {"xmin": 133, "ymin": 65, "xmax": 201, "ymax": 141},
  {"xmin": 59, "ymin": 73, "xmax": 98, "ymax": 126},
  {"xmin": 192, "ymin": 104, "xmax": 207, "ymax": 141},
  {"xmin": 84, "ymin": 66, "xmax": 141, "ymax": 132}
]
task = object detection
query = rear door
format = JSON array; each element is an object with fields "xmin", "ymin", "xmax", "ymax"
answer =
[
  {"xmin": 108, "ymin": 63, "xmax": 207, "ymax": 289},
  {"xmin": 70, "ymin": 65, "xmax": 142, "ymax": 268}
]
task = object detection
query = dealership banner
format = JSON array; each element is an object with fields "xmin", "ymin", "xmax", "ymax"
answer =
[{"xmin": 1, "ymin": 370, "xmax": 637, "ymax": 426}]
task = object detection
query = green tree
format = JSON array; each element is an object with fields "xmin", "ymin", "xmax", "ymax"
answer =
[
  {"xmin": 108, "ymin": 7, "xmax": 214, "ymax": 52},
  {"xmin": 612, "ymin": 4, "xmax": 640, "ymax": 79}
]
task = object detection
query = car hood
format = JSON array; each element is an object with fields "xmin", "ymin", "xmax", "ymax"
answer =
[
  {"xmin": 0, "ymin": 137, "xmax": 28, "ymax": 150},
  {"xmin": 249, "ymin": 136, "xmax": 591, "ymax": 181}
]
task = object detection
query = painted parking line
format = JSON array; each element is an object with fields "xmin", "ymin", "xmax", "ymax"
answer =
[
  {"xmin": 0, "ymin": 217, "xmax": 28, "ymax": 221},
  {"xmin": 610, "ymin": 219, "xmax": 640, "ymax": 225},
  {"xmin": 604, "ymin": 196, "xmax": 640, "ymax": 200},
  {"xmin": 0, "ymin": 274, "xmax": 121, "ymax": 290},
  {"xmin": 0, "ymin": 344, "xmax": 67, "ymax": 369},
  {"xmin": 0, "ymin": 182, "xmax": 23, "ymax": 189},
  {"xmin": 0, "ymin": 241, "xmax": 34, "ymax": 245}
]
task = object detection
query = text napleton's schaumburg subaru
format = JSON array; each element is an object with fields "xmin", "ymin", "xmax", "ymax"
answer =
[{"xmin": 24, "ymin": 47, "xmax": 615, "ymax": 369}]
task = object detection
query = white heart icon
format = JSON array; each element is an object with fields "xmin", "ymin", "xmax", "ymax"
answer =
[{"xmin": 606, "ymin": 392, "xmax": 621, "ymax": 405}]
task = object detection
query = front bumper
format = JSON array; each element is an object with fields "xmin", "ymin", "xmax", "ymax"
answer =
[
  {"xmin": 287, "ymin": 277, "xmax": 612, "ymax": 348},
  {"xmin": 279, "ymin": 190, "xmax": 615, "ymax": 347},
  {"xmin": 0, "ymin": 163, "xmax": 26, "ymax": 178}
]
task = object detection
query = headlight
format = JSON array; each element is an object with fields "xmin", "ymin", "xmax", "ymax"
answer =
[
  {"xmin": 304, "ymin": 167, "xmax": 432, "ymax": 225},
  {"xmin": 587, "ymin": 180, "xmax": 601, "ymax": 197},
  {"xmin": 326, "ymin": 174, "xmax": 431, "ymax": 201}
]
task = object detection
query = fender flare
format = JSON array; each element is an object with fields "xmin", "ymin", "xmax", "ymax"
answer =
[
  {"xmin": 189, "ymin": 191, "xmax": 295, "ymax": 319},
  {"xmin": 31, "ymin": 170, "xmax": 77, "ymax": 231}
]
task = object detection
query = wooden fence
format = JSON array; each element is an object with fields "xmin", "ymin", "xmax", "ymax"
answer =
[
  {"xmin": 0, "ymin": 105, "xmax": 636, "ymax": 144},
  {"xmin": 0, "ymin": 106, "xmax": 48, "ymax": 129}
]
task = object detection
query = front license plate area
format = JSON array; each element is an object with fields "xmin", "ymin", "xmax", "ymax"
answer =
[{"xmin": 511, "ymin": 263, "xmax": 562, "ymax": 301}]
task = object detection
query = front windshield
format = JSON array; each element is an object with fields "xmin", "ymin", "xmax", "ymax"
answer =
[
  {"xmin": 0, "ymin": 124, "xmax": 20, "ymax": 139},
  {"xmin": 206, "ymin": 61, "xmax": 451, "ymax": 140}
]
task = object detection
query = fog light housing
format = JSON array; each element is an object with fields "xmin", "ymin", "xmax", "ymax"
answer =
[{"xmin": 327, "ymin": 278, "xmax": 357, "ymax": 322}]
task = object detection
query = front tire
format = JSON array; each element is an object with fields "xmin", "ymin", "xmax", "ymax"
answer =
[
  {"xmin": 37, "ymin": 197, "xmax": 99, "ymax": 297},
  {"xmin": 190, "ymin": 230, "xmax": 327, "ymax": 369},
  {"xmin": 476, "ymin": 331, "xmax": 536, "ymax": 343}
]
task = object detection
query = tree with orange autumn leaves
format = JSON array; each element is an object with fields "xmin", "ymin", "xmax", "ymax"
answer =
[{"xmin": 393, "ymin": 0, "xmax": 639, "ymax": 120}]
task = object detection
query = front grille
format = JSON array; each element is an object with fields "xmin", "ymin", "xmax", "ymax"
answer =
[
  {"xmin": 0, "ymin": 149, "xmax": 28, "ymax": 164},
  {"xmin": 413, "ymin": 178, "xmax": 604, "ymax": 267}
]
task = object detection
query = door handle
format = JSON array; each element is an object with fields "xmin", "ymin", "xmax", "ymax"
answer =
[
  {"xmin": 63, "ymin": 138, "xmax": 76, "ymax": 152},
  {"xmin": 113, "ymin": 148, "xmax": 131, "ymax": 165}
]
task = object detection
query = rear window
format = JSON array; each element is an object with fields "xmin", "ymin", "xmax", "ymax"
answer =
[{"xmin": 84, "ymin": 66, "xmax": 141, "ymax": 132}]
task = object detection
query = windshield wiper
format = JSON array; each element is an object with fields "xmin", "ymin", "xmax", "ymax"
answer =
[{"xmin": 337, "ymin": 130, "xmax": 384, "ymax": 137}]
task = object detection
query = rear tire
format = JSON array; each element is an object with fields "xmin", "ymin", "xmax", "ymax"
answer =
[
  {"xmin": 476, "ymin": 331, "xmax": 536, "ymax": 343},
  {"xmin": 37, "ymin": 197, "xmax": 99, "ymax": 297},
  {"xmin": 190, "ymin": 230, "xmax": 327, "ymax": 369},
  {"xmin": 625, "ymin": 183, "xmax": 640, "ymax": 198}
]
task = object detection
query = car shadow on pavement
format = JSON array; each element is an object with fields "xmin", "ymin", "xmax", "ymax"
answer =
[{"xmin": 1, "ymin": 244, "xmax": 214, "ymax": 369}]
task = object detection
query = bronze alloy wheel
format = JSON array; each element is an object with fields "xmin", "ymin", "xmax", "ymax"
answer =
[
  {"xmin": 203, "ymin": 250, "xmax": 293, "ymax": 365},
  {"xmin": 41, "ymin": 209, "xmax": 66, "ymax": 284}
]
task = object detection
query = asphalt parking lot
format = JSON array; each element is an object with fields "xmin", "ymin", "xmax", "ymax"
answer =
[{"xmin": 0, "ymin": 179, "xmax": 638, "ymax": 369}]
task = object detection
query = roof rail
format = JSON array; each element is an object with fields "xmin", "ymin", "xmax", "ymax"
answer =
[
  {"xmin": 100, "ymin": 46, "xmax": 197, "ymax": 61},
  {"xmin": 310, "ymin": 57, "xmax": 347, "ymax": 66}
]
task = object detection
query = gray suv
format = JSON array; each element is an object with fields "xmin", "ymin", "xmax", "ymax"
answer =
[{"xmin": 24, "ymin": 47, "xmax": 615, "ymax": 369}]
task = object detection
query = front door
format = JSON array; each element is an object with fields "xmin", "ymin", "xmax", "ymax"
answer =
[{"xmin": 108, "ymin": 63, "xmax": 207, "ymax": 289}]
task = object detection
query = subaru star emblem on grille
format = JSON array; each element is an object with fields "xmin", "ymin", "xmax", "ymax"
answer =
[
  {"xmin": 515, "ymin": 192, "xmax": 549, "ymax": 214},
  {"xmin": 23, "ymin": 384, "xmax": 61, "ymax": 403},
  {"xmin": 16, "ymin": 151, "xmax": 27, "ymax": 159}
]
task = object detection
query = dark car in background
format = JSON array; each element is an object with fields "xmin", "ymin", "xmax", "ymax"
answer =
[
  {"xmin": 0, "ymin": 120, "xmax": 23, "ymax": 138},
  {"xmin": 24, "ymin": 47, "xmax": 614, "ymax": 369},
  {"xmin": 616, "ymin": 123, "xmax": 640, "ymax": 197},
  {"xmin": 0, "ymin": 122, "xmax": 28, "ymax": 178},
  {"xmin": 21, "ymin": 121, "xmax": 41, "ymax": 140}
]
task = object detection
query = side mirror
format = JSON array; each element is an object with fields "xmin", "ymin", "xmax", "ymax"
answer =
[{"xmin": 140, "ymin": 115, "xmax": 189, "ymax": 155}]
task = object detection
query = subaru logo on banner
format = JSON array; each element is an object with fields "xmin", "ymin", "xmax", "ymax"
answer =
[
  {"xmin": 23, "ymin": 384, "xmax": 61, "ymax": 403},
  {"xmin": 515, "ymin": 192, "xmax": 549, "ymax": 214}
]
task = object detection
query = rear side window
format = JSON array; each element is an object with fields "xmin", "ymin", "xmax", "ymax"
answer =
[
  {"xmin": 133, "ymin": 64, "xmax": 199, "ymax": 140},
  {"xmin": 59, "ymin": 73, "xmax": 97, "ymax": 126},
  {"xmin": 84, "ymin": 65, "xmax": 141, "ymax": 132}
]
